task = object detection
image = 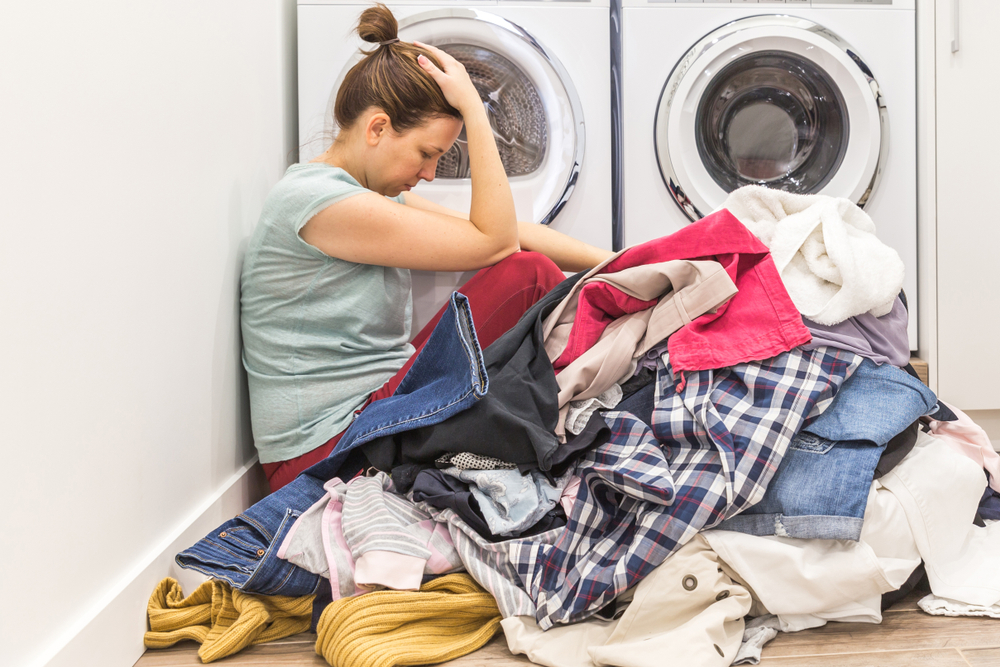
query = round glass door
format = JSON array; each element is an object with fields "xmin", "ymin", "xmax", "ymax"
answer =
[
  {"xmin": 433, "ymin": 44, "xmax": 548, "ymax": 180},
  {"xmin": 330, "ymin": 9, "xmax": 584, "ymax": 226},
  {"xmin": 655, "ymin": 16, "xmax": 887, "ymax": 221}
]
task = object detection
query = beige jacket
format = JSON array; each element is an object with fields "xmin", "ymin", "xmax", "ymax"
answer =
[{"xmin": 542, "ymin": 256, "xmax": 738, "ymax": 440}]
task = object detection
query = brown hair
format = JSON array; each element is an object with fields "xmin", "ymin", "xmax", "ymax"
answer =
[{"xmin": 334, "ymin": 4, "xmax": 462, "ymax": 134}]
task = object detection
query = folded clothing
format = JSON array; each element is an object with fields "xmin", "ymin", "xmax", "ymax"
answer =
[
  {"xmin": 314, "ymin": 573, "xmax": 501, "ymax": 667},
  {"xmin": 143, "ymin": 577, "xmax": 313, "ymax": 663}
]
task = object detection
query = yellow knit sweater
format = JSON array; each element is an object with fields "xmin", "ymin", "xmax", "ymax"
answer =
[
  {"xmin": 314, "ymin": 573, "xmax": 501, "ymax": 667},
  {"xmin": 143, "ymin": 577, "xmax": 314, "ymax": 663}
]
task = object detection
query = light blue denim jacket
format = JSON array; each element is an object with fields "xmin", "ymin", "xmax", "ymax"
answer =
[{"xmin": 719, "ymin": 358, "xmax": 937, "ymax": 541}]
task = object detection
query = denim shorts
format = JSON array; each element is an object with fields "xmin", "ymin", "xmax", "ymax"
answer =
[{"xmin": 719, "ymin": 358, "xmax": 938, "ymax": 541}]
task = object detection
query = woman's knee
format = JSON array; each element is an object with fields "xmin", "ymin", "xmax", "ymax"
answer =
[{"xmin": 494, "ymin": 250, "xmax": 564, "ymax": 287}]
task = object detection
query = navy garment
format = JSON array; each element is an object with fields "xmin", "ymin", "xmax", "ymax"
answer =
[
  {"xmin": 612, "ymin": 375, "xmax": 656, "ymax": 425},
  {"xmin": 411, "ymin": 469, "xmax": 492, "ymax": 535},
  {"xmin": 718, "ymin": 357, "xmax": 938, "ymax": 541},
  {"xmin": 176, "ymin": 294, "xmax": 488, "ymax": 595},
  {"xmin": 411, "ymin": 468, "xmax": 567, "ymax": 541},
  {"xmin": 979, "ymin": 483, "xmax": 1000, "ymax": 521},
  {"xmin": 544, "ymin": 412, "xmax": 611, "ymax": 478},
  {"xmin": 363, "ymin": 272, "xmax": 585, "ymax": 473},
  {"xmin": 874, "ymin": 421, "xmax": 920, "ymax": 480}
]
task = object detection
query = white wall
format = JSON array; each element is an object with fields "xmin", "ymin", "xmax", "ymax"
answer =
[{"xmin": 0, "ymin": 2, "xmax": 297, "ymax": 665}]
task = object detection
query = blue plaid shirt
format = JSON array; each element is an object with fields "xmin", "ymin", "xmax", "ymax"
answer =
[{"xmin": 509, "ymin": 346, "xmax": 861, "ymax": 628}]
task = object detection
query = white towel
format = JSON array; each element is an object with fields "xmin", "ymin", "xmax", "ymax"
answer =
[{"xmin": 718, "ymin": 185, "xmax": 904, "ymax": 326}]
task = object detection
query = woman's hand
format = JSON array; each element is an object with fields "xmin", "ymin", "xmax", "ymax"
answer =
[{"xmin": 413, "ymin": 41, "xmax": 483, "ymax": 115}]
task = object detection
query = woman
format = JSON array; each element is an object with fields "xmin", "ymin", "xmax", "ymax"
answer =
[{"xmin": 242, "ymin": 4, "xmax": 613, "ymax": 493}]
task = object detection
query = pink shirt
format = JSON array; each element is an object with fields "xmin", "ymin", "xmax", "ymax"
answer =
[{"xmin": 554, "ymin": 209, "xmax": 811, "ymax": 373}]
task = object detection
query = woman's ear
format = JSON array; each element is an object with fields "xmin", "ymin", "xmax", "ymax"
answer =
[{"xmin": 364, "ymin": 111, "xmax": 392, "ymax": 146}]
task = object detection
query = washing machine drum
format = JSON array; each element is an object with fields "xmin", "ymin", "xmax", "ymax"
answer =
[
  {"xmin": 655, "ymin": 16, "xmax": 887, "ymax": 221},
  {"xmin": 329, "ymin": 9, "xmax": 584, "ymax": 226}
]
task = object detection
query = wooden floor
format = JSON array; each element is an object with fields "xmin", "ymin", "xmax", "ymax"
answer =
[{"xmin": 134, "ymin": 591, "xmax": 1000, "ymax": 667}]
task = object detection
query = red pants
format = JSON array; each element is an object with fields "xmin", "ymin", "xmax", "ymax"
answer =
[{"xmin": 262, "ymin": 251, "xmax": 565, "ymax": 492}]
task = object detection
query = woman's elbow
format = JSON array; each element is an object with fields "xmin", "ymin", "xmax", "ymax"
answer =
[{"xmin": 485, "ymin": 240, "xmax": 521, "ymax": 266}]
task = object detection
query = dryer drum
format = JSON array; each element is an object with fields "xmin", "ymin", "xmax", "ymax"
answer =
[
  {"xmin": 695, "ymin": 50, "xmax": 850, "ymax": 195},
  {"xmin": 435, "ymin": 44, "xmax": 548, "ymax": 180},
  {"xmin": 653, "ymin": 15, "xmax": 888, "ymax": 222}
]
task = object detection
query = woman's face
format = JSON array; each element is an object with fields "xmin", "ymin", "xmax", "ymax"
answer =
[{"xmin": 370, "ymin": 115, "xmax": 464, "ymax": 197}]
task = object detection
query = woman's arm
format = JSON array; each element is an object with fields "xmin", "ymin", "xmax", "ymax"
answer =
[
  {"xmin": 403, "ymin": 192, "xmax": 613, "ymax": 272},
  {"xmin": 516, "ymin": 221, "xmax": 614, "ymax": 272},
  {"xmin": 300, "ymin": 194, "xmax": 518, "ymax": 271}
]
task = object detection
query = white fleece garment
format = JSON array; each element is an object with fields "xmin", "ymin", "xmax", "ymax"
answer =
[{"xmin": 718, "ymin": 185, "xmax": 904, "ymax": 325}]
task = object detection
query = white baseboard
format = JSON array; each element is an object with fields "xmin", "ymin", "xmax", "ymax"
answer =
[{"xmin": 39, "ymin": 458, "xmax": 268, "ymax": 667}]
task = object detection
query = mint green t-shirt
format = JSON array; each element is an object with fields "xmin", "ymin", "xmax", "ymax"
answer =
[{"xmin": 240, "ymin": 163, "xmax": 413, "ymax": 464}]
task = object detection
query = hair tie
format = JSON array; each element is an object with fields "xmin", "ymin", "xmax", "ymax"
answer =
[{"xmin": 379, "ymin": 38, "xmax": 399, "ymax": 46}]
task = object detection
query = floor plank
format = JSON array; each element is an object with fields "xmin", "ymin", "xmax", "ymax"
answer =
[
  {"xmin": 134, "ymin": 636, "xmax": 327, "ymax": 667},
  {"xmin": 436, "ymin": 636, "xmax": 533, "ymax": 666},
  {"xmin": 760, "ymin": 648, "xmax": 970, "ymax": 667},
  {"xmin": 882, "ymin": 590, "xmax": 923, "ymax": 613},
  {"xmin": 961, "ymin": 647, "xmax": 1000, "ymax": 667},
  {"xmin": 762, "ymin": 610, "xmax": 1000, "ymax": 657}
]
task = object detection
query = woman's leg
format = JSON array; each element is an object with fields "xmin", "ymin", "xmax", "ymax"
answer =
[
  {"xmin": 371, "ymin": 250, "xmax": 566, "ymax": 401},
  {"xmin": 263, "ymin": 251, "xmax": 564, "ymax": 492}
]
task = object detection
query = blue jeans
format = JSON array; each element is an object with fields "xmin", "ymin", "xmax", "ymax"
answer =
[
  {"xmin": 719, "ymin": 358, "xmax": 938, "ymax": 540},
  {"xmin": 803, "ymin": 358, "xmax": 937, "ymax": 446},
  {"xmin": 175, "ymin": 293, "xmax": 488, "ymax": 595}
]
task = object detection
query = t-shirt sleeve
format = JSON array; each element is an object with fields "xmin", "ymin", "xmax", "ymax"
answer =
[{"xmin": 295, "ymin": 183, "xmax": 370, "ymax": 234}]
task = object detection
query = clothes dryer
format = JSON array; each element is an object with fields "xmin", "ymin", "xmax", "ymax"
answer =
[
  {"xmin": 298, "ymin": 0, "xmax": 612, "ymax": 333},
  {"xmin": 620, "ymin": 0, "xmax": 917, "ymax": 348}
]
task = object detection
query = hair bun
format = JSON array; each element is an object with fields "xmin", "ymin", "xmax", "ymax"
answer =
[{"xmin": 357, "ymin": 3, "xmax": 399, "ymax": 45}]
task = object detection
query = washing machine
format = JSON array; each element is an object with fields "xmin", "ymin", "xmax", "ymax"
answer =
[
  {"xmin": 620, "ymin": 0, "xmax": 918, "ymax": 349},
  {"xmin": 298, "ymin": 0, "xmax": 613, "ymax": 334}
]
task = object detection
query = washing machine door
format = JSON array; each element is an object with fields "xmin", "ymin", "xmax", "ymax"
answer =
[
  {"xmin": 655, "ymin": 15, "xmax": 887, "ymax": 221},
  {"xmin": 329, "ymin": 8, "xmax": 584, "ymax": 227}
]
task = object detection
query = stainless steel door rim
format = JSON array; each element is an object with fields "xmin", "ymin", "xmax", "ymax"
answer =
[{"xmin": 655, "ymin": 15, "xmax": 888, "ymax": 221}]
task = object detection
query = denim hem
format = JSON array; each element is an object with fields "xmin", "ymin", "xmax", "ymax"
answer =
[{"xmin": 717, "ymin": 512, "xmax": 864, "ymax": 541}]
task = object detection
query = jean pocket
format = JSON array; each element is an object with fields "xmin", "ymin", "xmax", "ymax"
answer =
[
  {"xmin": 214, "ymin": 519, "xmax": 272, "ymax": 563},
  {"xmin": 790, "ymin": 432, "xmax": 835, "ymax": 454}
]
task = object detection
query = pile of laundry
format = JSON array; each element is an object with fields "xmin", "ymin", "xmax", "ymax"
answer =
[{"xmin": 146, "ymin": 186, "xmax": 1000, "ymax": 666}]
